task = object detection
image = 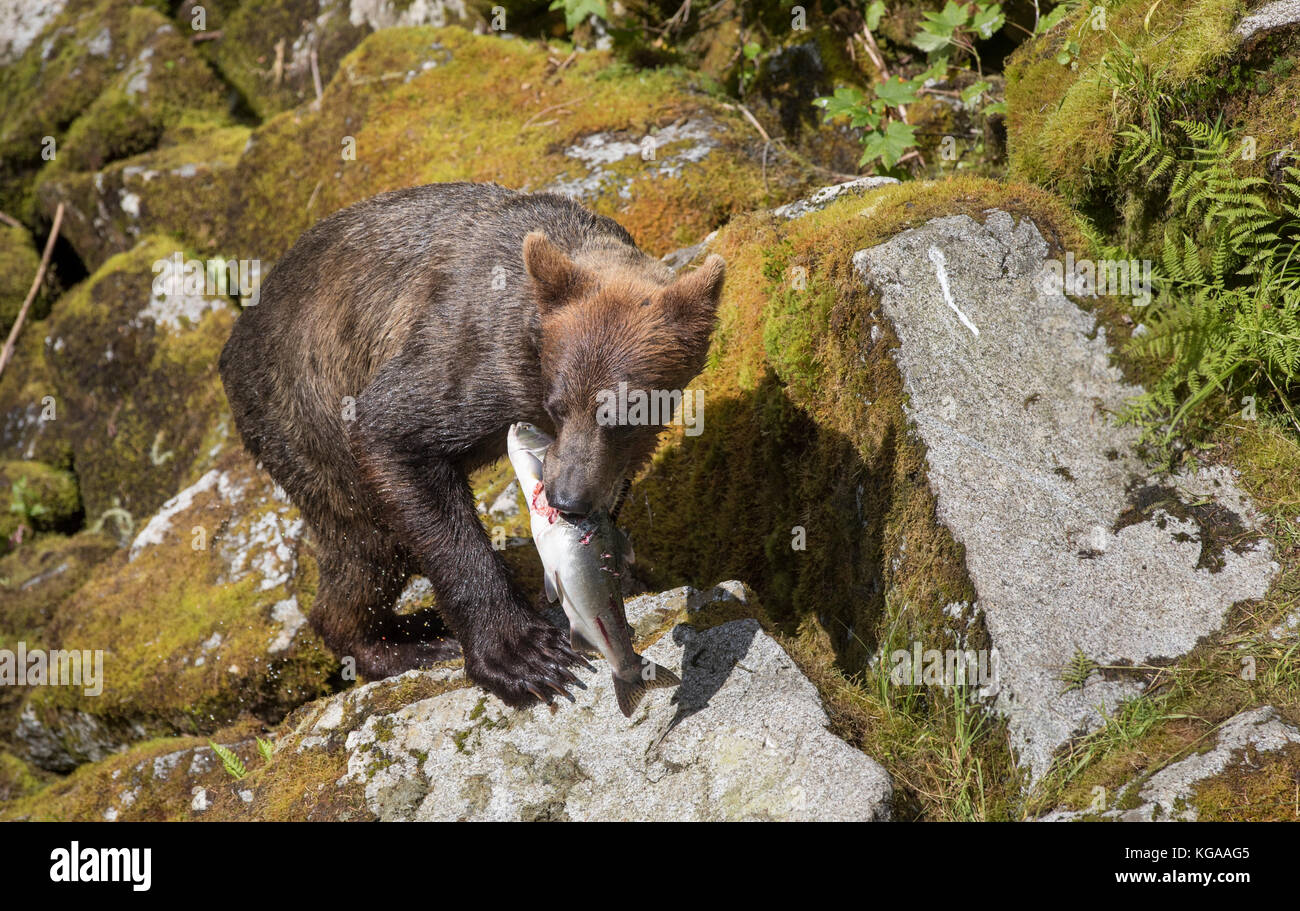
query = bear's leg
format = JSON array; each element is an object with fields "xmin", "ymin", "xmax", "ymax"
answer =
[
  {"xmin": 309, "ymin": 535, "xmax": 462, "ymax": 680},
  {"xmin": 354, "ymin": 450, "xmax": 588, "ymax": 707}
]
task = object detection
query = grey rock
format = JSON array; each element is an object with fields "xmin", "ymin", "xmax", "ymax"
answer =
[
  {"xmin": 1236, "ymin": 0, "xmax": 1300, "ymax": 40},
  {"xmin": 1041, "ymin": 706, "xmax": 1300, "ymax": 821},
  {"xmin": 487, "ymin": 480, "xmax": 520, "ymax": 518},
  {"xmin": 661, "ymin": 230, "xmax": 718, "ymax": 271},
  {"xmin": 324, "ymin": 583, "xmax": 891, "ymax": 821},
  {"xmin": 854, "ymin": 212, "xmax": 1278, "ymax": 781},
  {"xmin": 544, "ymin": 119, "xmax": 721, "ymax": 201},
  {"xmin": 0, "ymin": 0, "xmax": 66, "ymax": 65},
  {"xmin": 772, "ymin": 176, "xmax": 899, "ymax": 219}
]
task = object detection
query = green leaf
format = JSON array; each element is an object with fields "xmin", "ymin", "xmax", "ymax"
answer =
[
  {"xmin": 914, "ymin": 28, "xmax": 953, "ymax": 53},
  {"xmin": 971, "ymin": 4, "xmax": 1005, "ymax": 40},
  {"xmin": 915, "ymin": 0, "xmax": 970, "ymax": 51},
  {"xmin": 874, "ymin": 76, "xmax": 919, "ymax": 107},
  {"xmin": 209, "ymin": 740, "xmax": 247, "ymax": 781},
  {"xmin": 257, "ymin": 737, "xmax": 274, "ymax": 762},
  {"xmin": 743, "ymin": 42, "xmax": 762, "ymax": 60},
  {"xmin": 549, "ymin": 0, "xmax": 606, "ymax": 31},
  {"xmin": 1036, "ymin": 3, "xmax": 1073, "ymax": 35},
  {"xmin": 813, "ymin": 86, "xmax": 865, "ymax": 120},
  {"xmin": 860, "ymin": 120, "xmax": 918, "ymax": 169},
  {"xmin": 865, "ymin": 0, "xmax": 886, "ymax": 31},
  {"xmin": 960, "ymin": 80, "xmax": 990, "ymax": 106}
]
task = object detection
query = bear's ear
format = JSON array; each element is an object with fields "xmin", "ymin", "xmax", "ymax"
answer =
[
  {"xmin": 523, "ymin": 231, "xmax": 589, "ymax": 315},
  {"xmin": 659, "ymin": 254, "xmax": 725, "ymax": 322}
]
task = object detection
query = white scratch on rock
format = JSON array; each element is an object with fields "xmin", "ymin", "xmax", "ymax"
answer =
[{"xmin": 928, "ymin": 246, "xmax": 979, "ymax": 337}]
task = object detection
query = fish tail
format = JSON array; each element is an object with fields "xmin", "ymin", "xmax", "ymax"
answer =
[{"xmin": 612, "ymin": 661, "xmax": 681, "ymax": 718}]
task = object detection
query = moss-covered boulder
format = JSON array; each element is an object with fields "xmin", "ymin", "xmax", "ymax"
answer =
[
  {"xmin": 1004, "ymin": 0, "xmax": 1298, "ymax": 242},
  {"xmin": 0, "ymin": 0, "xmax": 234, "ymax": 226},
  {"xmin": 3, "ymin": 583, "xmax": 894, "ymax": 821},
  {"xmin": 0, "ymin": 750, "xmax": 48, "ymax": 804},
  {"xmin": 0, "ymin": 529, "xmax": 118, "ymax": 753},
  {"xmin": 208, "ymin": 0, "xmax": 495, "ymax": 119},
  {"xmin": 40, "ymin": 26, "xmax": 819, "ymax": 271},
  {"xmin": 0, "ymin": 315, "xmax": 69, "ymax": 467},
  {"xmin": 8, "ymin": 446, "xmax": 336, "ymax": 772},
  {"xmin": 0, "ymin": 224, "xmax": 40, "ymax": 334},
  {"xmin": 40, "ymin": 235, "xmax": 235, "ymax": 525},
  {"xmin": 36, "ymin": 125, "xmax": 250, "ymax": 271},
  {"xmin": 0, "ymin": 459, "xmax": 81, "ymax": 548},
  {"xmin": 1040, "ymin": 705, "xmax": 1300, "ymax": 821}
]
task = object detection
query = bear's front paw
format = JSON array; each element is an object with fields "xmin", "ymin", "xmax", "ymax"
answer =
[{"xmin": 464, "ymin": 611, "xmax": 593, "ymax": 708}]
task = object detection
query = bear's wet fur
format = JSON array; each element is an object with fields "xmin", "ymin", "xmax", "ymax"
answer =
[{"xmin": 219, "ymin": 182, "xmax": 723, "ymax": 706}]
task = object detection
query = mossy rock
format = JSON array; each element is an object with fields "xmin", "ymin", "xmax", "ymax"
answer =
[
  {"xmin": 10, "ymin": 447, "xmax": 335, "ymax": 772},
  {"xmin": 0, "ymin": 313, "xmax": 69, "ymax": 468},
  {"xmin": 0, "ymin": 224, "xmax": 40, "ymax": 334},
  {"xmin": 208, "ymin": 0, "xmax": 493, "ymax": 119},
  {"xmin": 36, "ymin": 124, "xmax": 250, "ymax": 271},
  {"xmin": 1004, "ymin": 0, "xmax": 1247, "ymax": 200},
  {"xmin": 1192, "ymin": 741, "xmax": 1300, "ymax": 821},
  {"xmin": 0, "ymin": 665, "xmax": 473, "ymax": 820},
  {"xmin": 0, "ymin": 459, "xmax": 81, "ymax": 548},
  {"xmin": 0, "ymin": 727, "xmax": 302, "ymax": 821},
  {"xmin": 41, "ymin": 234, "xmax": 235, "ymax": 524},
  {"xmin": 0, "ymin": 528, "xmax": 118, "ymax": 756},
  {"xmin": 0, "ymin": 0, "xmax": 230, "ymax": 225},
  {"xmin": 217, "ymin": 24, "xmax": 817, "ymax": 259},
  {"xmin": 621, "ymin": 175, "xmax": 1090, "ymax": 676},
  {"xmin": 0, "ymin": 529, "xmax": 117, "ymax": 648},
  {"xmin": 31, "ymin": 27, "xmax": 820, "ymax": 270},
  {"xmin": 0, "ymin": 750, "xmax": 49, "ymax": 804}
]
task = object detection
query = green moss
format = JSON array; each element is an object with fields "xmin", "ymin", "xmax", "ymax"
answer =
[
  {"xmin": 46, "ymin": 15, "xmax": 231, "ymax": 177},
  {"xmin": 0, "ymin": 0, "xmax": 227, "ymax": 225},
  {"xmin": 1192, "ymin": 743, "xmax": 1300, "ymax": 821},
  {"xmin": 0, "ymin": 225, "xmax": 40, "ymax": 334},
  {"xmin": 0, "ymin": 313, "xmax": 71, "ymax": 468},
  {"xmin": 37, "ymin": 124, "xmax": 250, "ymax": 272},
  {"xmin": 0, "ymin": 730, "xmax": 297, "ymax": 821},
  {"xmin": 42, "ymin": 235, "xmax": 235, "ymax": 521},
  {"xmin": 1004, "ymin": 0, "xmax": 1245, "ymax": 198},
  {"xmin": 0, "ymin": 530, "xmax": 117, "ymax": 652},
  {"xmin": 209, "ymin": 26, "xmax": 815, "ymax": 262},
  {"xmin": 0, "ymin": 751, "xmax": 48, "ymax": 803},
  {"xmin": 14, "ymin": 448, "xmax": 335, "ymax": 765},
  {"xmin": 210, "ymin": 0, "xmax": 468, "ymax": 118},
  {"xmin": 0, "ymin": 459, "xmax": 81, "ymax": 548}
]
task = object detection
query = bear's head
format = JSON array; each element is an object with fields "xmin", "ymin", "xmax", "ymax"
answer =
[{"xmin": 525, "ymin": 231, "xmax": 724, "ymax": 517}]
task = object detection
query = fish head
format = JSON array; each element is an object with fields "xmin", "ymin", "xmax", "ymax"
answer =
[{"xmin": 506, "ymin": 422, "xmax": 552, "ymax": 493}]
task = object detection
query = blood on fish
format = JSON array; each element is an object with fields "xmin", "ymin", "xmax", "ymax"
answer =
[
  {"xmin": 531, "ymin": 481, "xmax": 560, "ymax": 524},
  {"xmin": 594, "ymin": 613, "xmax": 613, "ymax": 648}
]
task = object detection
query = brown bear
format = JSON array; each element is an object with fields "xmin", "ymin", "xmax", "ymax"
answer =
[{"xmin": 218, "ymin": 182, "xmax": 724, "ymax": 707}]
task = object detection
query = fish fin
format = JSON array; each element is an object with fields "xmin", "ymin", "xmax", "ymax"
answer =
[
  {"xmin": 569, "ymin": 627, "xmax": 599, "ymax": 656},
  {"xmin": 613, "ymin": 661, "xmax": 681, "ymax": 717},
  {"xmin": 544, "ymin": 570, "xmax": 558, "ymax": 603}
]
